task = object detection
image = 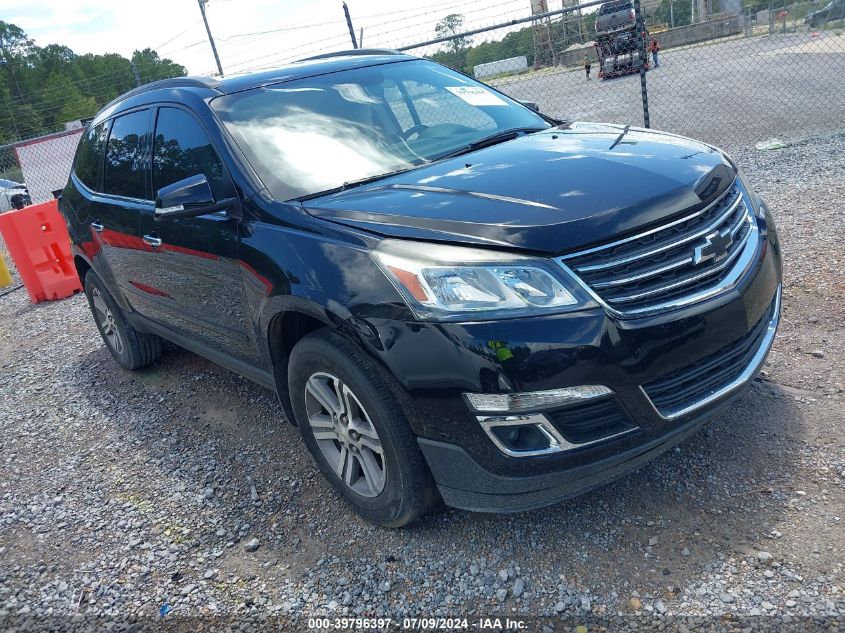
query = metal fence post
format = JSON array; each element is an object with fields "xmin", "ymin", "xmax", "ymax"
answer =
[
  {"xmin": 634, "ymin": 0, "xmax": 651, "ymax": 128},
  {"xmin": 343, "ymin": 2, "xmax": 359, "ymax": 49}
]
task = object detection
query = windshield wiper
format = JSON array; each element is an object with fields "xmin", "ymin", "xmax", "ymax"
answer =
[
  {"xmin": 295, "ymin": 166, "xmax": 419, "ymax": 202},
  {"xmin": 433, "ymin": 127, "xmax": 547, "ymax": 161}
]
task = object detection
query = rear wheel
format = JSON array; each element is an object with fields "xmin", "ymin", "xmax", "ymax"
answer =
[
  {"xmin": 84, "ymin": 270, "xmax": 163, "ymax": 370},
  {"xmin": 289, "ymin": 329, "xmax": 439, "ymax": 527}
]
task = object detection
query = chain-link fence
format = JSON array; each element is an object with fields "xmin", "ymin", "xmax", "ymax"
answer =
[
  {"xmin": 382, "ymin": 0, "xmax": 845, "ymax": 151},
  {"xmin": 1, "ymin": 0, "xmax": 842, "ymax": 215},
  {"xmin": 0, "ymin": 130, "xmax": 84, "ymax": 210}
]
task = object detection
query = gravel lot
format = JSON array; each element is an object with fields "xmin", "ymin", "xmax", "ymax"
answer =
[{"xmin": 1, "ymin": 130, "xmax": 843, "ymax": 631}]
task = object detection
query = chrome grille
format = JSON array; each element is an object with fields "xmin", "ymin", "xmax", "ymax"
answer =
[{"xmin": 559, "ymin": 181, "xmax": 758, "ymax": 317}]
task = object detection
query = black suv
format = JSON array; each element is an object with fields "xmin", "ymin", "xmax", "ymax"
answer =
[{"xmin": 60, "ymin": 51, "xmax": 782, "ymax": 527}]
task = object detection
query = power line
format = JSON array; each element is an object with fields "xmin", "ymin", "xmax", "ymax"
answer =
[
  {"xmin": 153, "ymin": 20, "xmax": 205, "ymax": 53},
  {"xmin": 65, "ymin": 7, "xmax": 119, "ymax": 35},
  {"xmin": 225, "ymin": 0, "xmax": 522, "ymax": 73}
]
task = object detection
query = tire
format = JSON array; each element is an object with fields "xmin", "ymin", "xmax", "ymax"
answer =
[
  {"xmin": 84, "ymin": 270, "xmax": 163, "ymax": 370},
  {"xmin": 288, "ymin": 329, "xmax": 439, "ymax": 527}
]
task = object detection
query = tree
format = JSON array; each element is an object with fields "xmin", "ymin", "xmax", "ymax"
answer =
[
  {"xmin": 0, "ymin": 21, "xmax": 35, "ymax": 100},
  {"xmin": 653, "ymin": 0, "xmax": 693, "ymax": 27},
  {"xmin": 0, "ymin": 22, "xmax": 187, "ymax": 143},
  {"xmin": 0, "ymin": 85, "xmax": 43, "ymax": 143},
  {"xmin": 434, "ymin": 14, "xmax": 473, "ymax": 71},
  {"xmin": 131, "ymin": 49, "xmax": 187, "ymax": 84}
]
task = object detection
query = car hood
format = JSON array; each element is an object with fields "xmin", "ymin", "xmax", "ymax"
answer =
[{"xmin": 302, "ymin": 122, "xmax": 736, "ymax": 255}]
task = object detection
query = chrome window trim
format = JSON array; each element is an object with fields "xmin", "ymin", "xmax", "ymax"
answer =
[
  {"xmin": 477, "ymin": 412, "xmax": 638, "ymax": 457},
  {"xmin": 641, "ymin": 284, "xmax": 781, "ymax": 421}
]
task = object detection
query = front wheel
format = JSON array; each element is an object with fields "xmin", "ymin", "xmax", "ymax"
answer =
[{"xmin": 288, "ymin": 330, "xmax": 439, "ymax": 527}]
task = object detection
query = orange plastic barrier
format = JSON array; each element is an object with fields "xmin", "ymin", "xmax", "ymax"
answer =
[{"xmin": 0, "ymin": 200, "xmax": 82, "ymax": 303}]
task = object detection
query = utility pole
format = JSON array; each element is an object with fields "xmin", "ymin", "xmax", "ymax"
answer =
[
  {"xmin": 130, "ymin": 61, "xmax": 142, "ymax": 87},
  {"xmin": 197, "ymin": 0, "xmax": 224, "ymax": 76},
  {"xmin": 343, "ymin": 2, "xmax": 359, "ymax": 49},
  {"xmin": 670, "ymin": 0, "xmax": 674, "ymax": 28}
]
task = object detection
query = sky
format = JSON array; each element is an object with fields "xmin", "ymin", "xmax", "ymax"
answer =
[{"xmin": 2, "ymin": 0, "xmax": 550, "ymax": 76}]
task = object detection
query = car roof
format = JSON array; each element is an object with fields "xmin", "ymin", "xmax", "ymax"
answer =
[
  {"xmin": 219, "ymin": 50, "xmax": 414, "ymax": 93},
  {"xmin": 104, "ymin": 50, "xmax": 413, "ymax": 108},
  {"xmin": 93, "ymin": 50, "xmax": 417, "ymax": 124}
]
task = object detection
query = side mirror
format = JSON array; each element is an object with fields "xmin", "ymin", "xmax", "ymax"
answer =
[{"xmin": 154, "ymin": 174, "xmax": 239, "ymax": 221}]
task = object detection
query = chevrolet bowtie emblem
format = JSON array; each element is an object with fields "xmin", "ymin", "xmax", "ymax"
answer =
[{"xmin": 693, "ymin": 229, "xmax": 733, "ymax": 265}]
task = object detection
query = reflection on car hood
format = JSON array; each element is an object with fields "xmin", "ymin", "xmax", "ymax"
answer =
[{"xmin": 303, "ymin": 122, "xmax": 736, "ymax": 255}]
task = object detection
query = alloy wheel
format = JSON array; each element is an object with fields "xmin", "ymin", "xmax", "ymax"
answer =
[
  {"xmin": 91, "ymin": 287, "xmax": 124, "ymax": 355},
  {"xmin": 304, "ymin": 372, "xmax": 386, "ymax": 497}
]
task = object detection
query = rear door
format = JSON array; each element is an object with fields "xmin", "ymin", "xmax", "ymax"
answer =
[
  {"xmin": 94, "ymin": 108, "xmax": 154, "ymax": 307},
  {"xmin": 134, "ymin": 105, "xmax": 260, "ymax": 364}
]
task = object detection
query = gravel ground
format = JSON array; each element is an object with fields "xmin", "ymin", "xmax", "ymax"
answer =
[{"xmin": 0, "ymin": 131, "xmax": 843, "ymax": 632}]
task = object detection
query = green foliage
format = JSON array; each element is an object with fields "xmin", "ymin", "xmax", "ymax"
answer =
[
  {"xmin": 430, "ymin": 12, "xmax": 599, "ymax": 75},
  {"xmin": 434, "ymin": 14, "xmax": 473, "ymax": 71},
  {"xmin": 0, "ymin": 20, "xmax": 187, "ymax": 144},
  {"xmin": 652, "ymin": 0, "xmax": 694, "ymax": 27}
]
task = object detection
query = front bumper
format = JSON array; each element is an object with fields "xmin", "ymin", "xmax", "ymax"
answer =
[
  {"xmin": 356, "ymin": 219, "xmax": 782, "ymax": 511},
  {"xmin": 419, "ymin": 393, "xmax": 734, "ymax": 512},
  {"xmin": 420, "ymin": 287, "xmax": 779, "ymax": 512}
]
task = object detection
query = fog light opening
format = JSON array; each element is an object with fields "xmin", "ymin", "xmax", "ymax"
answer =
[
  {"xmin": 490, "ymin": 423, "xmax": 555, "ymax": 454},
  {"xmin": 478, "ymin": 414, "xmax": 565, "ymax": 457}
]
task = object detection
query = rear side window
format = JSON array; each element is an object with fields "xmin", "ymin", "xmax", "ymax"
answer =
[
  {"xmin": 103, "ymin": 110, "xmax": 150, "ymax": 200},
  {"xmin": 74, "ymin": 122, "xmax": 108, "ymax": 191},
  {"xmin": 152, "ymin": 107, "xmax": 226, "ymax": 200}
]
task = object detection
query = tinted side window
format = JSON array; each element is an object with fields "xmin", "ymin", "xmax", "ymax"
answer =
[
  {"xmin": 153, "ymin": 107, "xmax": 226, "ymax": 201},
  {"xmin": 103, "ymin": 110, "xmax": 150, "ymax": 199},
  {"xmin": 74, "ymin": 122, "xmax": 108, "ymax": 191}
]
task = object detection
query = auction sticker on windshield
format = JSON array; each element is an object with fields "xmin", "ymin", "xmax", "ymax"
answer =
[{"xmin": 445, "ymin": 86, "xmax": 507, "ymax": 106}]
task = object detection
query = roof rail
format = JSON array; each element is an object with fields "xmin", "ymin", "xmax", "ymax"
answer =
[
  {"xmin": 101, "ymin": 76, "xmax": 222, "ymax": 112},
  {"xmin": 299, "ymin": 48, "xmax": 403, "ymax": 62}
]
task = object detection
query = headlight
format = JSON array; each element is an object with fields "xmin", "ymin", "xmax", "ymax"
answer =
[
  {"xmin": 372, "ymin": 239, "xmax": 593, "ymax": 321},
  {"xmin": 734, "ymin": 171, "xmax": 766, "ymax": 221}
]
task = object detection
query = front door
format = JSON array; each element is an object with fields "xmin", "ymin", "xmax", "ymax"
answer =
[{"xmin": 134, "ymin": 106, "xmax": 261, "ymax": 365}]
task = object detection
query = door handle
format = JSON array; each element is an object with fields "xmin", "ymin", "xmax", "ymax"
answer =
[
  {"xmin": 143, "ymin": 234, "xmax": 163, "ymax": 248},
  {"xmin": 90, "ymin": 220, "xmax": 103, "ymax": 232}
]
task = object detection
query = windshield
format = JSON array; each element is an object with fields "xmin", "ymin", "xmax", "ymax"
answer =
[{"xmin": 211, "ymin": 59, "xmax": 548, "ymax": 200}]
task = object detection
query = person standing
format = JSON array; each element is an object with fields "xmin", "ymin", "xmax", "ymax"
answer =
[
  {"xmin": 650, "ymin": 38, "xmax": 660, "ymax": 68},
  {"xmin": 584, "ymin": 54, "xmax": 592, "ymax": 80}
]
